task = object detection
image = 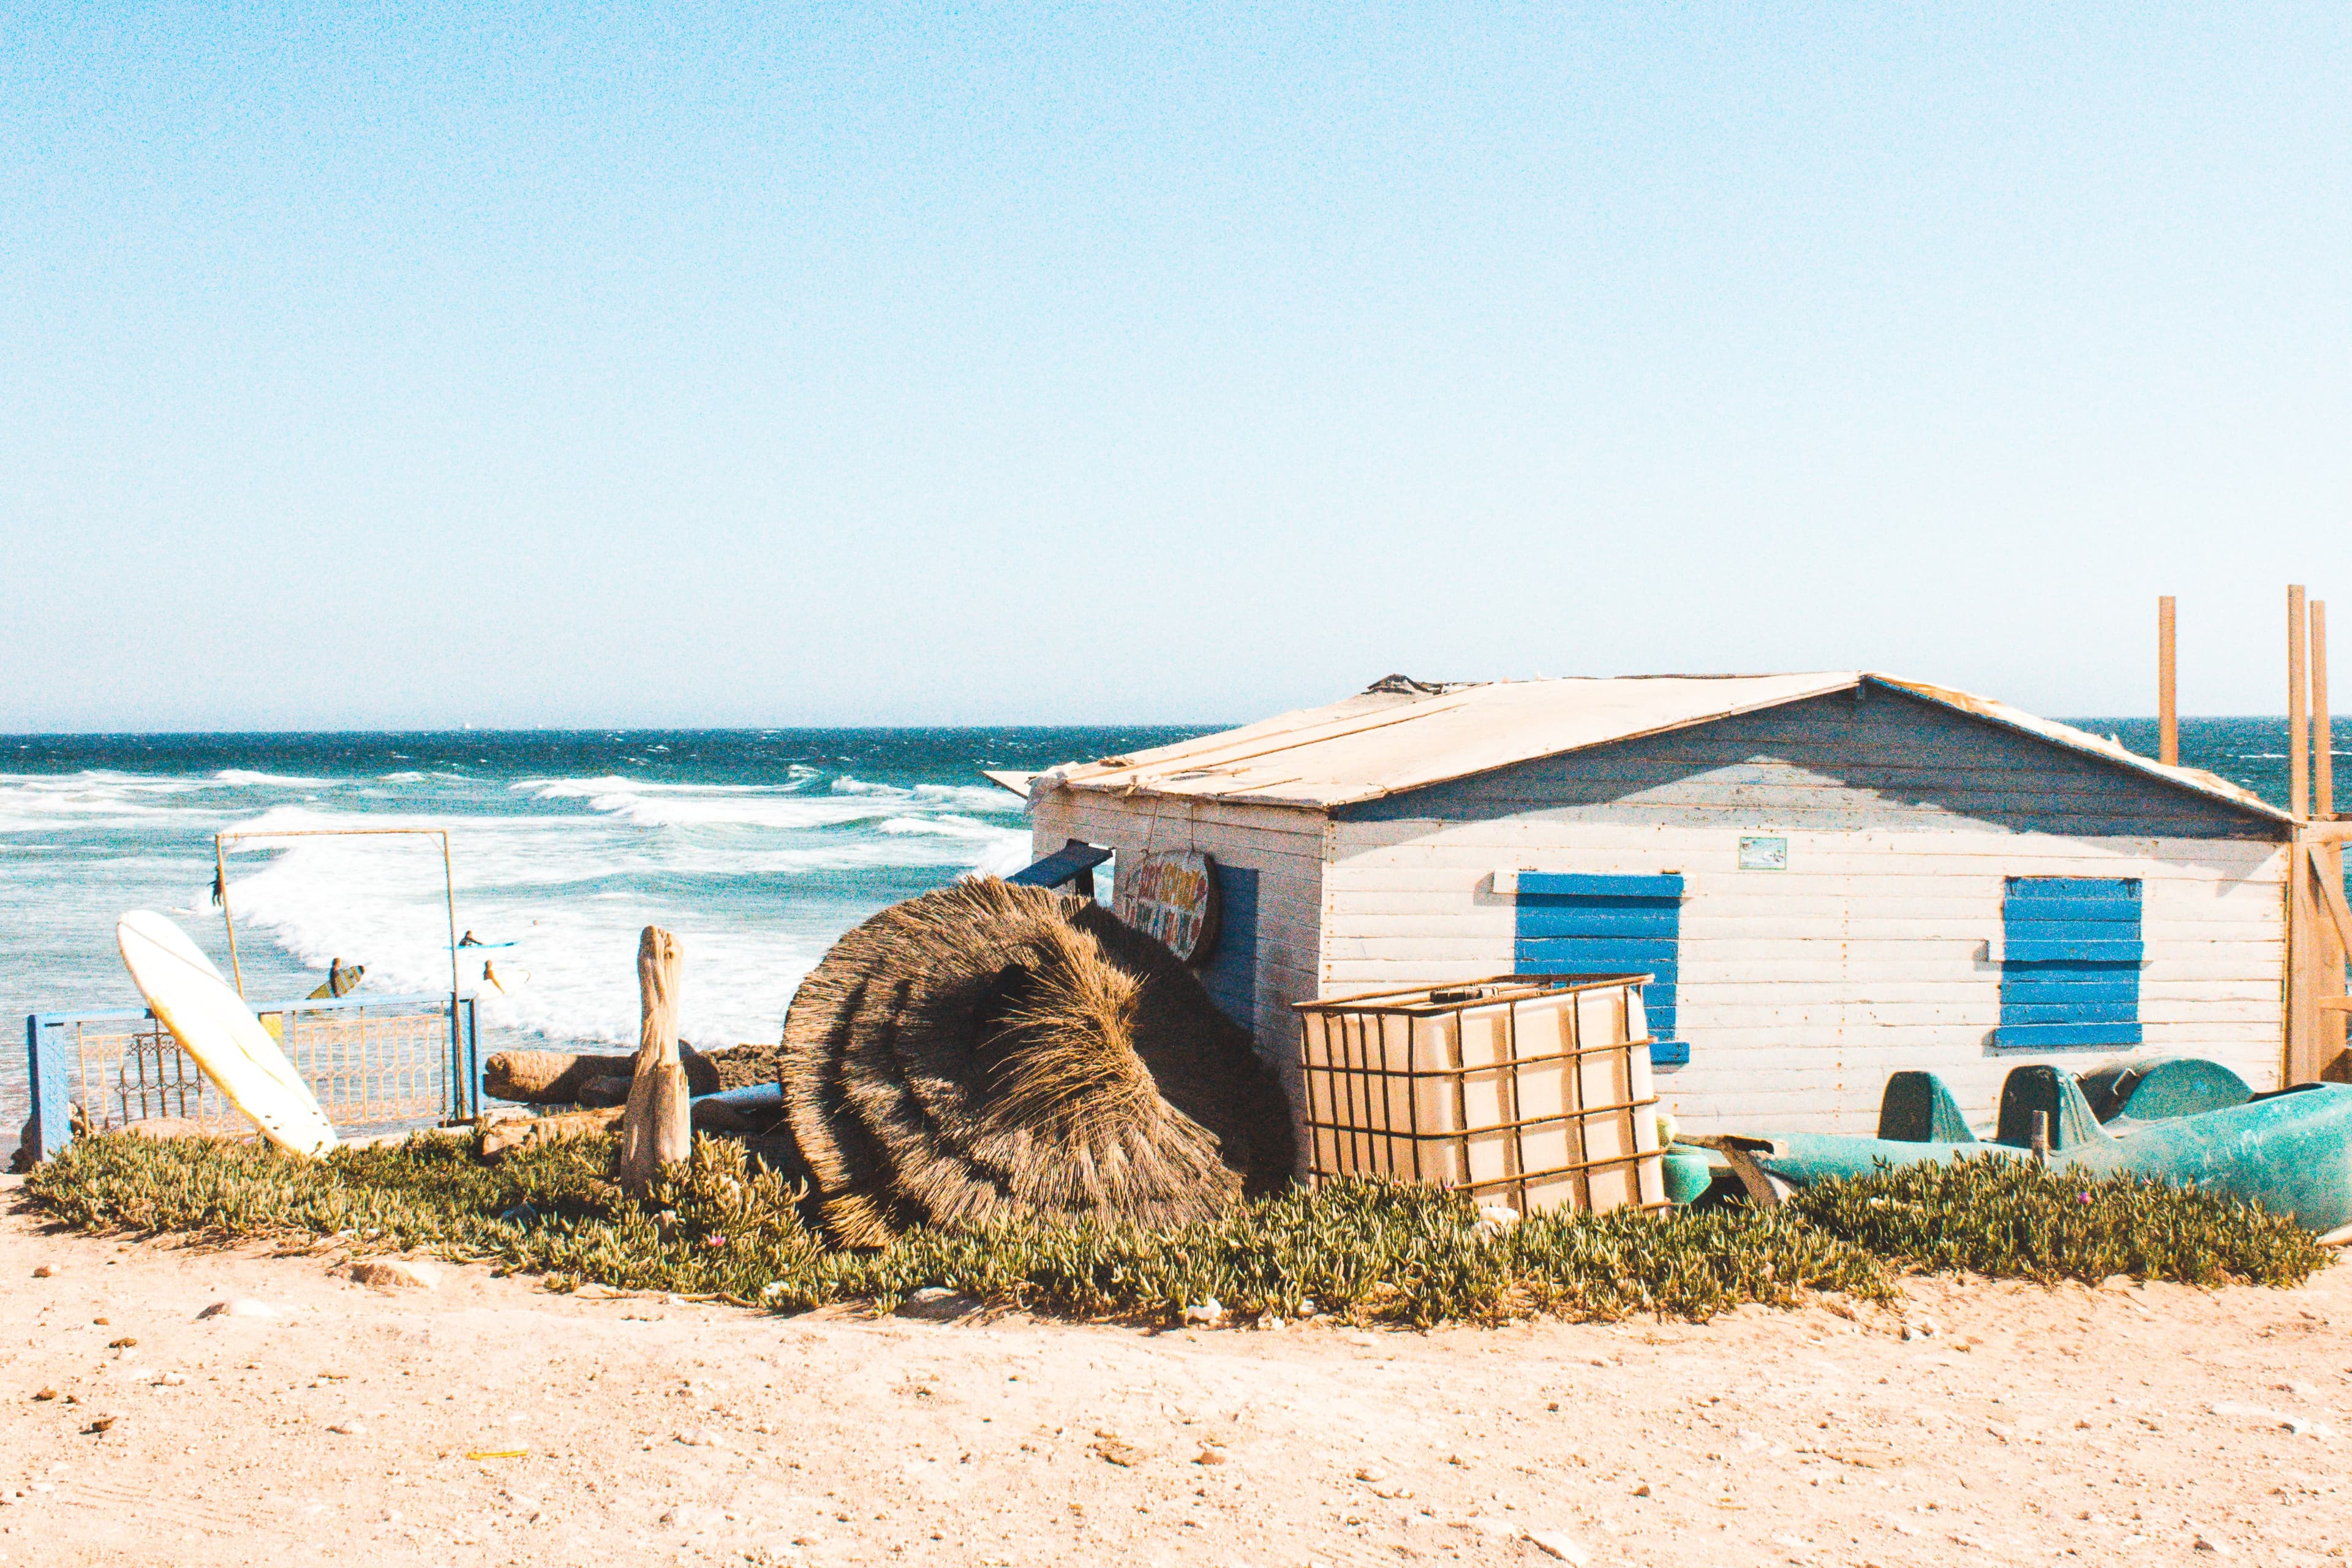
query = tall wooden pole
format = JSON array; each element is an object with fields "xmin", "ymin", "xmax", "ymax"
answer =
[
  {"xmin": 2316, "ymin": 601, "xmax": 2346, "ymax": 1079},
  {"xmin": 2157, "ymin": 596, "xmax": 2179, "ymax": 766},
  {"xmin": 2315, "ymin": 600, "xmax": 2333, "ymax": 818},
  {"xmin": 2286, "ymin": 585, "xmax": 2325, "ymax": 1084},
  {"xmin": 2290, "ymin": 584, "xmax": 2310, "ymax": 820}
]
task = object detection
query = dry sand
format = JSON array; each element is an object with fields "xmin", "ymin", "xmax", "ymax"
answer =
[{"xmin": 4, "ymin": 1173, "xmax": 2347, "ymax": 1567}]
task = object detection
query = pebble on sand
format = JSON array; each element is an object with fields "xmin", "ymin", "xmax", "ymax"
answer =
[
  {"xmin": 1526, "ymin": 1529, "xmax": 1590, "ymax": 1563},
  {"xmin": 198, "ymin": 1299, "xmax": 283, "ymax": 1320}
]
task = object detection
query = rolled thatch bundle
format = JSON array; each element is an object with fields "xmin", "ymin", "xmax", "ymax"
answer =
[{"xmin": 781, "ymin": 877, "xmax": 1293, "ymax": 1246}]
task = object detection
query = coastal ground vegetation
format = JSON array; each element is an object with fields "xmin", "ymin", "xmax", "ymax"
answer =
[{"xmin": 23, "ymin": 1131, "xmax": 2330, "ymax": 1327}]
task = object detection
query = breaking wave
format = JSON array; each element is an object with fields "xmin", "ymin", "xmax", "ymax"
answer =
[{"xmin": 0, "ymin": 726, "xmax": 1208, "ymax": 1125}]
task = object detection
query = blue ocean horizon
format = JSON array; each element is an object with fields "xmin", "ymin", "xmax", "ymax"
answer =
[{"xmin": 1, "ymin": 715, "xmax": 2337, "ymax": 1129}]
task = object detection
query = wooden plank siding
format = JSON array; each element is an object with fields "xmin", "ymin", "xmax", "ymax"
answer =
[{"xmin": 1321, "ymin": 820, "xmax": 2285, "ymax": 1133}]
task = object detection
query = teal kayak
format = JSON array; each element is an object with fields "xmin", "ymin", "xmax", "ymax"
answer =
[{"xmin": 1706, "ymin": 1063, "xmax": 2352, "ymax": 1237}]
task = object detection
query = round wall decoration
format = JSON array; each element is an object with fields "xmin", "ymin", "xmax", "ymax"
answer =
[{"xmin": 1116, "ymin": 850, "xmax": 1221, "ymax": 965}]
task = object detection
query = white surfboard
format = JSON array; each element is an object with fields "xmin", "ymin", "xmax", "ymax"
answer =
[{"xmin": 116, "ymin": 911, "xmax": 337, "ymax": 1157}]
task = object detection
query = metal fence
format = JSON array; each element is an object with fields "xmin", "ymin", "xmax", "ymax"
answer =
[{"xmin": 23, "ymin": 992, "xmax": 480, "ymax": 1162}]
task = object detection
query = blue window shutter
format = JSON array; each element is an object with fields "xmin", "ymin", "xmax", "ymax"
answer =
[
  {"xmin": 1197, "ymin": 866, "xmax": 1259, "ymax": 1035},
  {"xmin": 1997, "ymin": 877, "xmax": 2143, "ymax": 1050},
  {"xmin": 1513, "ymin": 872, "xmax": 1689, "ymax": 1066}
]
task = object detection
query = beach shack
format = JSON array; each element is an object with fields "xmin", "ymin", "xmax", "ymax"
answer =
[{"xmin": 1012, "ymin": 673, "xmax": 2348, "ymax": 1142}]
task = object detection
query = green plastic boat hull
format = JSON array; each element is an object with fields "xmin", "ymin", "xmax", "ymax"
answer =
[{"xmin": 1749, "ymin": 1076, "xmax": 2352, "ymax": 1235}]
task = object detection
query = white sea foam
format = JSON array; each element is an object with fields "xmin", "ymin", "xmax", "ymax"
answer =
[
  {"xmin": 876, "ymin": 813, "xmax": 1022, "ymax": 841},
  {"xmin": 222, "ymin": 824, "xmax": 820, "ymax": 1046},
  {"xmin": 510, "ymin": 773, "xmax": 1019, "ymax": 832},
  {"xmin": 0, "ymin": 769, "xmax": 210, "ymax": 792},
  {"xmin": 195, "ymin": 762, "xmax": 1036, "ymax": 1047},
  {"xmin": 213, "ymin": 769, "xmax": 343, "ymax": 788},
  {"xmin": 831, "ymin": 777, "xmax": 1016, "ymax": 812},
  {"xmin": 519, "ymin": 774, "xmax": 814, "ymax": 797},
  {"xmin": 0, "ymin": 774, "xmax": 217, "ymax": 831}
]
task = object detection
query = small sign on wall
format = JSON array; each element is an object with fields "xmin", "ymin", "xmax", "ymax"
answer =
[
  {"xmin": 1115, "ymin": 850, "xmax": 1222, "ymax": 964},
  {"xmin": 1737, "ymin": 835, "xmax": 1789, "ymax": 871}
]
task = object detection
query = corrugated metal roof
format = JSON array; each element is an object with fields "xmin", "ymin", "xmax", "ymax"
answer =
[{"xmin": 1025, "ymin": 673, "xmax": 2290, "ymax": 823}]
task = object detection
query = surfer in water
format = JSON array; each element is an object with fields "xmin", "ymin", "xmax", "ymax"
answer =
[
  {"xmin": 307, "ymin": 959, "xmax": 363, "ymax": 1000},
  {"xmin": 459, "ymin": 930, "xmax": 486, "ymax": 947}
]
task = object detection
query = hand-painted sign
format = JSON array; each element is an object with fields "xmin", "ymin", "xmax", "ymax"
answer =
[{"xmin": 1117, "ymin": 850, "xmax": 1221, "ymax": 965}]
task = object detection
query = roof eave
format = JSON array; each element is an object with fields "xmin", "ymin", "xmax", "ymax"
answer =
[
  {"xmin": 1042, "ymin": 776, "xmax": 1339, "ymax": 811},
  {"xmin": 1044, "ymin": 673, "xmax": 1868, "ymax": 810}
]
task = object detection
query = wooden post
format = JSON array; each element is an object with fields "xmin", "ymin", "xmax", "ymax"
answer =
[
  {"xmin": 2286, "ymin": 587, "xmax": 2316, "ymax": 1082},
  {"xmin": 2290, "ymin": 584, "xmax": 2310, "ymax": 820},
  {"xmin": 617, "ymin": 925, "xmax": 693, "ymax": 1191},
  {"xmin": 2157, "ymin": 595, "xmax": 2179, "ymax": 766},
  {"xmin": 2318, "ymin": 604, "xmax": 2348, "ymax": 1078},
  {"xmin": 2289, "ymin": 829, "xmax": 2334, "ymax": 1085},
  {"xmin": 2315, "ymin": 600, "xmax": 2333, "ymax": 818}
]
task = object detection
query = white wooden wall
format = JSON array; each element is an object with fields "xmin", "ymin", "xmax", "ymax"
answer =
[
  {"xmin": 1027, "ymin": 790, "xmax": 1327, "ymax": 1095},
  {"xmin": 1324, "ymin": 818, "xmax": 2288, "ymax": 1135}
]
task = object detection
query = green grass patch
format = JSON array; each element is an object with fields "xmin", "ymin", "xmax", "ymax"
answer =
[
  {"xmin": 23, "ymin": 1133, "xmax": 2329, "ymax": 1327},
  {"xmin": 1785, "ymin": 1152, "xmax": 2331, "ymax": 1289}
]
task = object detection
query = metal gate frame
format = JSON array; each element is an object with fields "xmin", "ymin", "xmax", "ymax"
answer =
[{"xmin": 23, "ymin": 991, "xmax": 481, "ymax": 1163}]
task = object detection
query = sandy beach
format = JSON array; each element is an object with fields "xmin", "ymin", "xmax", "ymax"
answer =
[{"xmin": 6, "ymin": 1175, "xmax": 2346, "ymax": 1568}]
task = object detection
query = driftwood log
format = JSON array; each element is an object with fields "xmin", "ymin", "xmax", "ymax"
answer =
[
  {"xmin": 574, "ymin": 1074, "xmax": 633, "ymax": 1108},
  {"xmin": 617, "ymin": 926, "xmax": 693, "ymax": 1191},
  {"xmin": 483, "ymin": 1044, "xmax": 718, "ymax": 1104},
  {"xmin": 478, "ymin": 1106, "xmax": 624, "ymax": 1162}
]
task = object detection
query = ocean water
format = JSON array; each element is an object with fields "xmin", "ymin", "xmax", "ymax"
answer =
[
  {"xmin": 0, "ymin": 728, "xmax": 1204, "ymax": 1128},
  {"xmin": 0, "ymin": 715, "xmax": 2335, "ymax": 1131}
]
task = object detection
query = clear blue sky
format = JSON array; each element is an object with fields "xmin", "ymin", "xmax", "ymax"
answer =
[{"xmin": 5, "ymin": 4, "xmax": 2346, "ymax": 730}]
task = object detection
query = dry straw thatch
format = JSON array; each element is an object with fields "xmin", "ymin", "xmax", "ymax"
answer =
[{"xmin": 781, "ymin": 877, "xmax": 1293, "ymax": 1246}]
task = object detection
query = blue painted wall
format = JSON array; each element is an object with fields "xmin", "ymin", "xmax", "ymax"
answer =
[
  {"xmin": 1198, "ymin": 864, "xmax": 1259, "ymax": 1034},
  {"xmin": 1513, "ymin": 872, "xmax": 1690, "ymax": 1066},
  {"xmin": 1996, "ymin": 876, "xmax": 2144, "ymax": 1050}
]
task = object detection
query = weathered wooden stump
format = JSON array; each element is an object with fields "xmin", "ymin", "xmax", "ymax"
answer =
[{"xmin": 617, "ymin": 925, "xmax": 693, "ymax": 1192}]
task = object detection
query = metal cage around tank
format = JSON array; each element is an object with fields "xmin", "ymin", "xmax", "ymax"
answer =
[
  {"xmin": 1294, "ymin": 973, "xmax": 1669, "ymax": 1216},
  {"xmin": 21, "ymin": 991, "xmax": 481, "ymax": 1162}
]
